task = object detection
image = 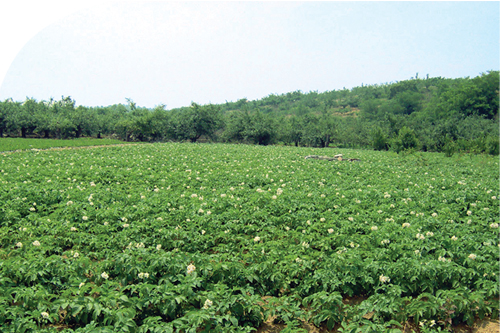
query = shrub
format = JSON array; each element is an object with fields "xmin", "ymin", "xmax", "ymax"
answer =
[
  {"xmin": 371, "ymin": 127, "xmax": 389, "ymax": 151},
  {"xmin": 390, "ymin": 126, "xmax": 419, "ymax": 153}
]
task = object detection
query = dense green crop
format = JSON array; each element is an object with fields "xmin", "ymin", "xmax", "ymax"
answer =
[{"xmin": 0, "ymin": 143, "xmax": 498, "ymax": 332}]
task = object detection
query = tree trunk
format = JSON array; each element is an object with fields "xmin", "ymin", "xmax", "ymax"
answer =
[
  {"xmin": 75, "ymin": 126, "xmax": 82, "ymax": 138},
  {"xmin": 21, "ymin": 127, "xmax": 27, "ymax": 138},
  {"xmin": 44, "ymin": 130, "xmax": 50, "ymax": 138}
]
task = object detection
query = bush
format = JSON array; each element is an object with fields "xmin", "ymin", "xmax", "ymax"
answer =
[
  {"xmin": 486, "ymin": 135, "xmax": 499, "ymax": 155},
  {"xmin": 443, "ymin": 140, "xmax": 456, "ymax": 157},
  {"xmin": 371, "ymin": 127, "xmax": 389, "ymax": 151},
  {"xmin": 390, "ymin": 126, "xmax": 419, "ymax": 153}
]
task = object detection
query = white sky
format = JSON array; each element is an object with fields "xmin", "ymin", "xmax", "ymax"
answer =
[{"xmin": 0, "ymin": 1, "xmax": 498, "ymax": 109}]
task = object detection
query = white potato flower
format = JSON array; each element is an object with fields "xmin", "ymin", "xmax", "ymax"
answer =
[
  {"xmin": 203, "ymin": 299, "xmax": 213, "ymax": 309},
  {"xmin": 187, "ymin": 264, "xmax": 196, "ymax": 275},
  {"xmin": 379, "ymin": 275, "xmax": 390, "ymax": 283},
  {"xmin": 101, "ymin": 272, "xmax": 109, "ymax": 279}
]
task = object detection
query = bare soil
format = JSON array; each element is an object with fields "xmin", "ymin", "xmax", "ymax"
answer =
[{"xmin": 256, "ymin": 296, "xmax": 499, "ymax": 333}]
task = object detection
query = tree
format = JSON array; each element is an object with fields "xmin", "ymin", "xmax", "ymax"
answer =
[
  {"xmin": 391, "ymin": 126, "xmax": 419, "ymax": 153},
  {"xmin": 360, "ymin": 99, "xmax": 381, "ymax": 120},
  {"xmin": 243, "ymin": 111, "xmax": 276, "ymax": 145},
  {"xmin": 436, "ymin": 71, "xmax": 499, "ymax": 119},
  {"xmin": 279, "ymin": 116, "xmax": 303, "ymax": 146},
  {"xmin": 0, "ymin": 99, "xmax": 17, "ymax": 137},
  {"xmin": 396, "ymin": 91, "xmax": 422, "ymax": 115},
  {"xmin": 302, "ymin": 114, "xmax": 336, "ymax": 148},
  {"xmin": 175, "ymin": 103, "xmax": 223, "ymax": 143},
  {"xmin": 71, "ymin": 106, "xmax": 96, "ymax": 138},
  {"xmin": 34, "ymin": 99, "xmax": 55, "ymax": 138},
  {"xmin": 51, "ymin": 96, "xmax": 77, "ymax": 139},
  {"xmin": 223, "ymin": 110, "xmax": 250, "ymax": 143},
  {"xmin": 371, "ymin": 127, "xmax": 389, "ymax": 151},
  {"xmin": 9, "ymin": 98, "xmax": 39, "ymax": 138}
]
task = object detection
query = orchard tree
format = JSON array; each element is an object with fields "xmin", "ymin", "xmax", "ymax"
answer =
[
  {"xmin": 34, "ymin": 99, "xmax": 55, "ymax": 138},
  {"xmin": 70, "ymin": 106, "xmax": 96, "ymax": 138},
  {"xmin": 0, "ymin": 99, "xmax": 18, "ymax": 137},
  {"xmin": 11, "ymin": 97, "xmax": 39, "ymax": 138},
  {"xmin": 244, "ymin": 111, "xmax": 276, "ymax": 145},
  {"xmin": 278, "ymin": 115, "xmax": 303, "ymax": 146},
  {"xmin": 52, "ymin": 96, "xmax": 77, "ymax": 139},
  {"xmin": 302, "ymin": 114, "xmax": 336, "ymax": 148},
  {"xmin": 175, "ymin": 103, "xmax": 223, "ymax": 143},
  {"xmin": 222, "ymin": 110, "xmax": 250, "ymax": 143}
]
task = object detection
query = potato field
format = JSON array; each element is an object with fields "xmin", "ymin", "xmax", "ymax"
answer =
[{"xmin": 0, "ymin": 143, "xmax": 498, "ymax": 332}]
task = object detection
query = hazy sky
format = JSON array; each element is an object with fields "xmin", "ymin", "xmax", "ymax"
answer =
[{"xmin": 0, "ymin": 1, "xmax": 498, "ymax": 109}]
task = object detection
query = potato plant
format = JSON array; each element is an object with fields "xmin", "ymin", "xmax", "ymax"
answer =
[{"xmin": 0, "ymin": 143, "xmax": 498, "ymax": 332}]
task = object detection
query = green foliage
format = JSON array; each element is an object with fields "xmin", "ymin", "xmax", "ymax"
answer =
[
  {"xmin": 0, "ymin": 71, "xmax": 497, "ymax": 154},
  {"xmin": 436, "ymin": 71, "xmax": 499, "ymax": 119},
  {"xmin": 442, "ymin": 139, "xmax": 456, "ymax": 157},
  {"xmin": 486, "ymin": 135, "xmax": 499, "ymax": 155},
  {"xmin": 0, "ymin": 143, "xmax": 498, "ymax": 331},
  {"xmin": 390, "ymin": 126, "xmax": 419, "ymax": 153},
  {"xmin": 174, "ymin": 103, "xmax": 223, "ymax": 143},
  {"xmin": 371, "ymin": 127, "xmax": 389, "ymax": 151}
]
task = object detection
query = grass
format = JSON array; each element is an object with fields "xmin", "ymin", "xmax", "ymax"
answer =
[{"xmin": 0, "ymin": 137, "xmax": 134, "ymax": 152}]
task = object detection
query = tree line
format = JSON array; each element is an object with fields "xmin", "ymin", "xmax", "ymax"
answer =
[{"xmin": 0, "ymin": 71, "xmax": 498, "ymax": 155}]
